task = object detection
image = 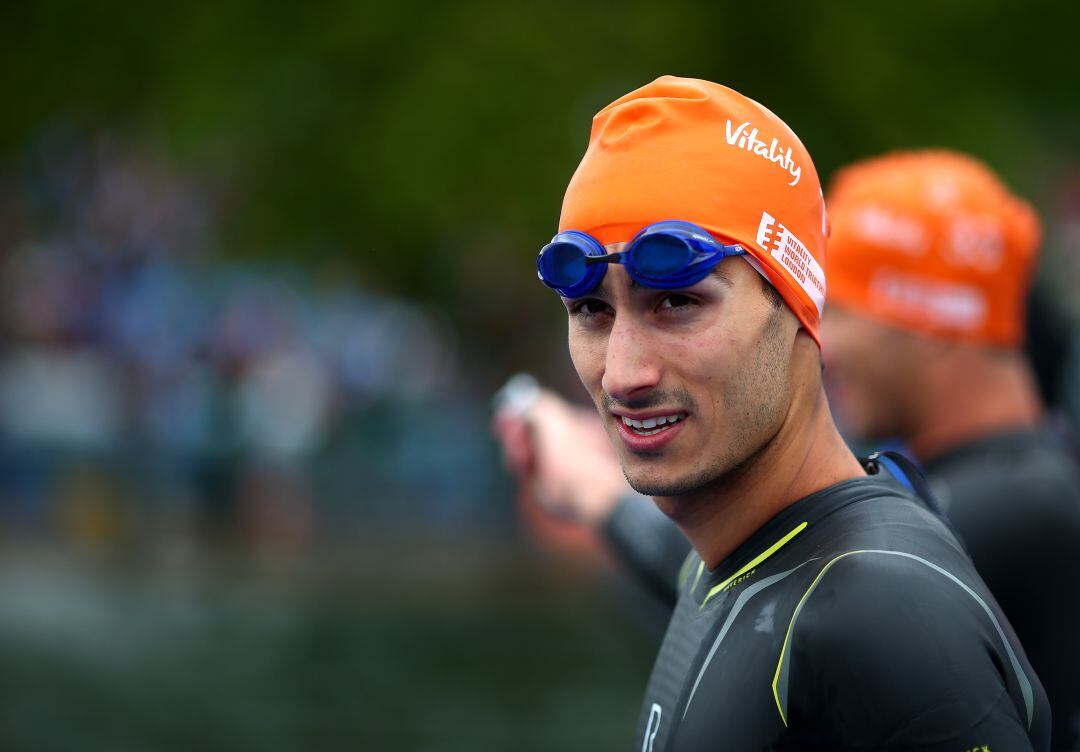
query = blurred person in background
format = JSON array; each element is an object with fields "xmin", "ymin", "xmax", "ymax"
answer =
[
  {"xmin": 496, "ymin": 148, "xmax": 1080, "ymax": 750},
  {"xmin": 823, "ymin": 150, "xmax": 1080, "ymax": 752},
  {"xmin": 519, "ymin": 75, "xmax": 1049, "ymax": 750}
]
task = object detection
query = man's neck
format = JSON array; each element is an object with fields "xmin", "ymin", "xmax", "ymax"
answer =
[
  {"xmin": 906, "ymin": 349, "xmax": 1044, "ymax": 462},
  {"xmin": 656, "ymin": 381, "xmax": 865, "ymax": 571}
]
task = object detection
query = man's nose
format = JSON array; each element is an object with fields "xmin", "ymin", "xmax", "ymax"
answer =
[{"xmin": 601, "ymin": 314, "xmax": 662, "ymax": 402}]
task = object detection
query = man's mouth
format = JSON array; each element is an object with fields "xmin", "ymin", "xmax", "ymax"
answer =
[{"xmin": 619, "ymin": 413, "xmax": 686, "ymax": 436}]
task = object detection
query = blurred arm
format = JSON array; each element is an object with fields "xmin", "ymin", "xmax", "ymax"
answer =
[{"xmin": 603, "ymin": 492, "xmax": 689, "ymax": 607}]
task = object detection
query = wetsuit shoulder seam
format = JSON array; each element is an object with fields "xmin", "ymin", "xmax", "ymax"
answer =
[{"xmin": 770, "ymin": 549, "xmax": 1035, "ymax": 732}]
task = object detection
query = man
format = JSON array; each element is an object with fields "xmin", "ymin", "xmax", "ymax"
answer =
[
  {"xmin": 521, "ymin": 75, "xmax": 1049, "ymax": 750},
  {"xmin": 499, "ymin": 148, "xmax": 1080, "ymax": 748}
]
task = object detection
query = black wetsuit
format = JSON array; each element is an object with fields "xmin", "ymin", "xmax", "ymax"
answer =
[
  {"xmin": 925, "ymin": 429, "xmax": 1080, "ymax": 752},
  {"xmin": 608, "ymin": 428, "xmax": 1080, "ymax": 750},
  {"xmin": 606, "ymin": 491, "xmax": 692, "ymax": 609},
  {"xmin": 631, "ymin": 467, "xmax": 1050, "ymax": 751}
]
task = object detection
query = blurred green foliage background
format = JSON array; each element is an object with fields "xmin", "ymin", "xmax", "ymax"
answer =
[{"xmin": 5, "ymin": 0, "xmax": 1079, "ymax": 377}]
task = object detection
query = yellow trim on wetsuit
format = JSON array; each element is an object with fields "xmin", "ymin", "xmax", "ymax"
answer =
[
  {"xmin": 690, "ymin": 560, "xmax": 705, "ymax": 593},
  {"xmin": 677, "ymin": 552, "xmax": 697, "ymax": 591},
  {"xmin": 700, "ymin": 522, "xmax": 808, "ymax": 608},
  {"xmin": 772, "ymin": 550, "xmax": 856, "ymax": 726},
  {"xmin": 770, "ymin": 548, "xmax": 1036, "ymax": 729}
]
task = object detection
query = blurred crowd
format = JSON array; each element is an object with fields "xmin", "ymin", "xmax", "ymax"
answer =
[{"xmin": 0, "ymin": 131, "xmax": 505, "ymax": 556}]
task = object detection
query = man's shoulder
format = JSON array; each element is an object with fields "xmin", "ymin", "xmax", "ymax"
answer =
[
  {"xmin": 931, "ymin": 435, "xmax": 1080, "ymax": 573},
  {"xmin": 792, "ymin": 546, "xmax": 990, "ymax": 644},
  {"xmin": 779, "ymin": 546, "xmax": 1045, "ymax": 748},
  {"xmin": 931, "ymin": 429, "xmax": 1080, "ymax": 518},
  {"xmin": 776, "ymin": 500, "xmax": 1000, "ymax": 698}
]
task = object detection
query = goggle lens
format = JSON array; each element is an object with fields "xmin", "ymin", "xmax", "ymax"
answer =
[
  {"xmin": 631, "ymin": 235, "xmax": 694, "ymax": 277},
  {"xmin": 539, "ymin": 242, "xmax": 589, "ymax": 288}
]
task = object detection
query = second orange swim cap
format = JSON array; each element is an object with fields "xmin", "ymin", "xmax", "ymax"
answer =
[
  {"xmin": 558, "ymin": 76, "xmax": 829, "ymax": 345},
  {"xmin": 826, "ymin": 150, "xmax": 1041, "ymax": 348}
]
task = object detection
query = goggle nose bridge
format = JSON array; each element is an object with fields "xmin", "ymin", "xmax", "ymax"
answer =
[{"xmin": 584, "ymin": 252, "xmax": 624, "ymax": 266}]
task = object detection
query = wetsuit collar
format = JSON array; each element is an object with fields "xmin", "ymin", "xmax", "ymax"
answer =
[{"xmin": 689, "ymin": 470, "xmax": 909, "ymax": 606}]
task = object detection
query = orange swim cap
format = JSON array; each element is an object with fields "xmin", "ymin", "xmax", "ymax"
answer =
[
  {"xmin": 558, "ymin": 76, "xmax": 828, "ymax": 346},
  {"xmin": 826, "ymin": 150, "xmax": 1041, "ymax": 348}
]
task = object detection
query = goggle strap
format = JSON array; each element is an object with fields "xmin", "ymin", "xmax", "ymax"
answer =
[
  {"xmin": 683, "ymin": 243, "xmax": 744, "ymax": 266},
  {"xmin": 585, "ymin": 252, "xmax": 623, "ymax": 266},
  {"xmin": 739, "ymin": 251, "xmax": 773, "ymax": 287}
]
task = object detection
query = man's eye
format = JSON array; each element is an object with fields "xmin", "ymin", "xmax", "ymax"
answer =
[
  {"xmin": 658, "ymin": 293, "xmax": 696, "ymax": 310},
  {"xmin": 570, "ymin": 299, "xmax": 610, "ymax": 317}
]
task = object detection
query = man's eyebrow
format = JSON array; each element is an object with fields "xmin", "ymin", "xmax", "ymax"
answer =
[{"xmin": 710, "ymin": 266, "xmax": 734, "ymax": 287}]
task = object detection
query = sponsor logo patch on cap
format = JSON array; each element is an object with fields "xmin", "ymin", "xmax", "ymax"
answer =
[
  {"xmin": 870, "ymin": 270, "xmax": 987, "ymax": 331},
  {"xmin": 757, "ymin": 211, "xmax": 825, "ymax": 315}
]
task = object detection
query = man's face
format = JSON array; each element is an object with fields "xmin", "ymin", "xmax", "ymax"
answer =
[
  {"xmin": 564, "ymin": 249, "xmax": 798, "ymax": 498},
  {"xmin": 819, "ymin": 306, "xmax": 925, "ymax": 443}
]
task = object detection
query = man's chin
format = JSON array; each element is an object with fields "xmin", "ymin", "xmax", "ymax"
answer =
[{"xmin": 624, "ymin": 468, "xmax": 710, "ymax": 499}]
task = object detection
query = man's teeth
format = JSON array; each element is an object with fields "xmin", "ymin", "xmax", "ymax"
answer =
[{"xmin": 621, "ymin": 414, "xmax": 684, "ymax": 434}]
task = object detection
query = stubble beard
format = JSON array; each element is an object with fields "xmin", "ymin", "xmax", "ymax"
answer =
[{"xmin": 621, "ymin": 310, "xmax": 791, "ymax": 501}]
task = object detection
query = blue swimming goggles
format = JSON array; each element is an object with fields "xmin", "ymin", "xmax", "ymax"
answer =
[{"xmin": 536, "ymin": 220, "xmax": 747, "ymax": 298}]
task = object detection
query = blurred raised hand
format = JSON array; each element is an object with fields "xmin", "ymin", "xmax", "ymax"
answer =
[{"xmin": 493, "ymin": 379, "xmax": 629, "ymax": 528}]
